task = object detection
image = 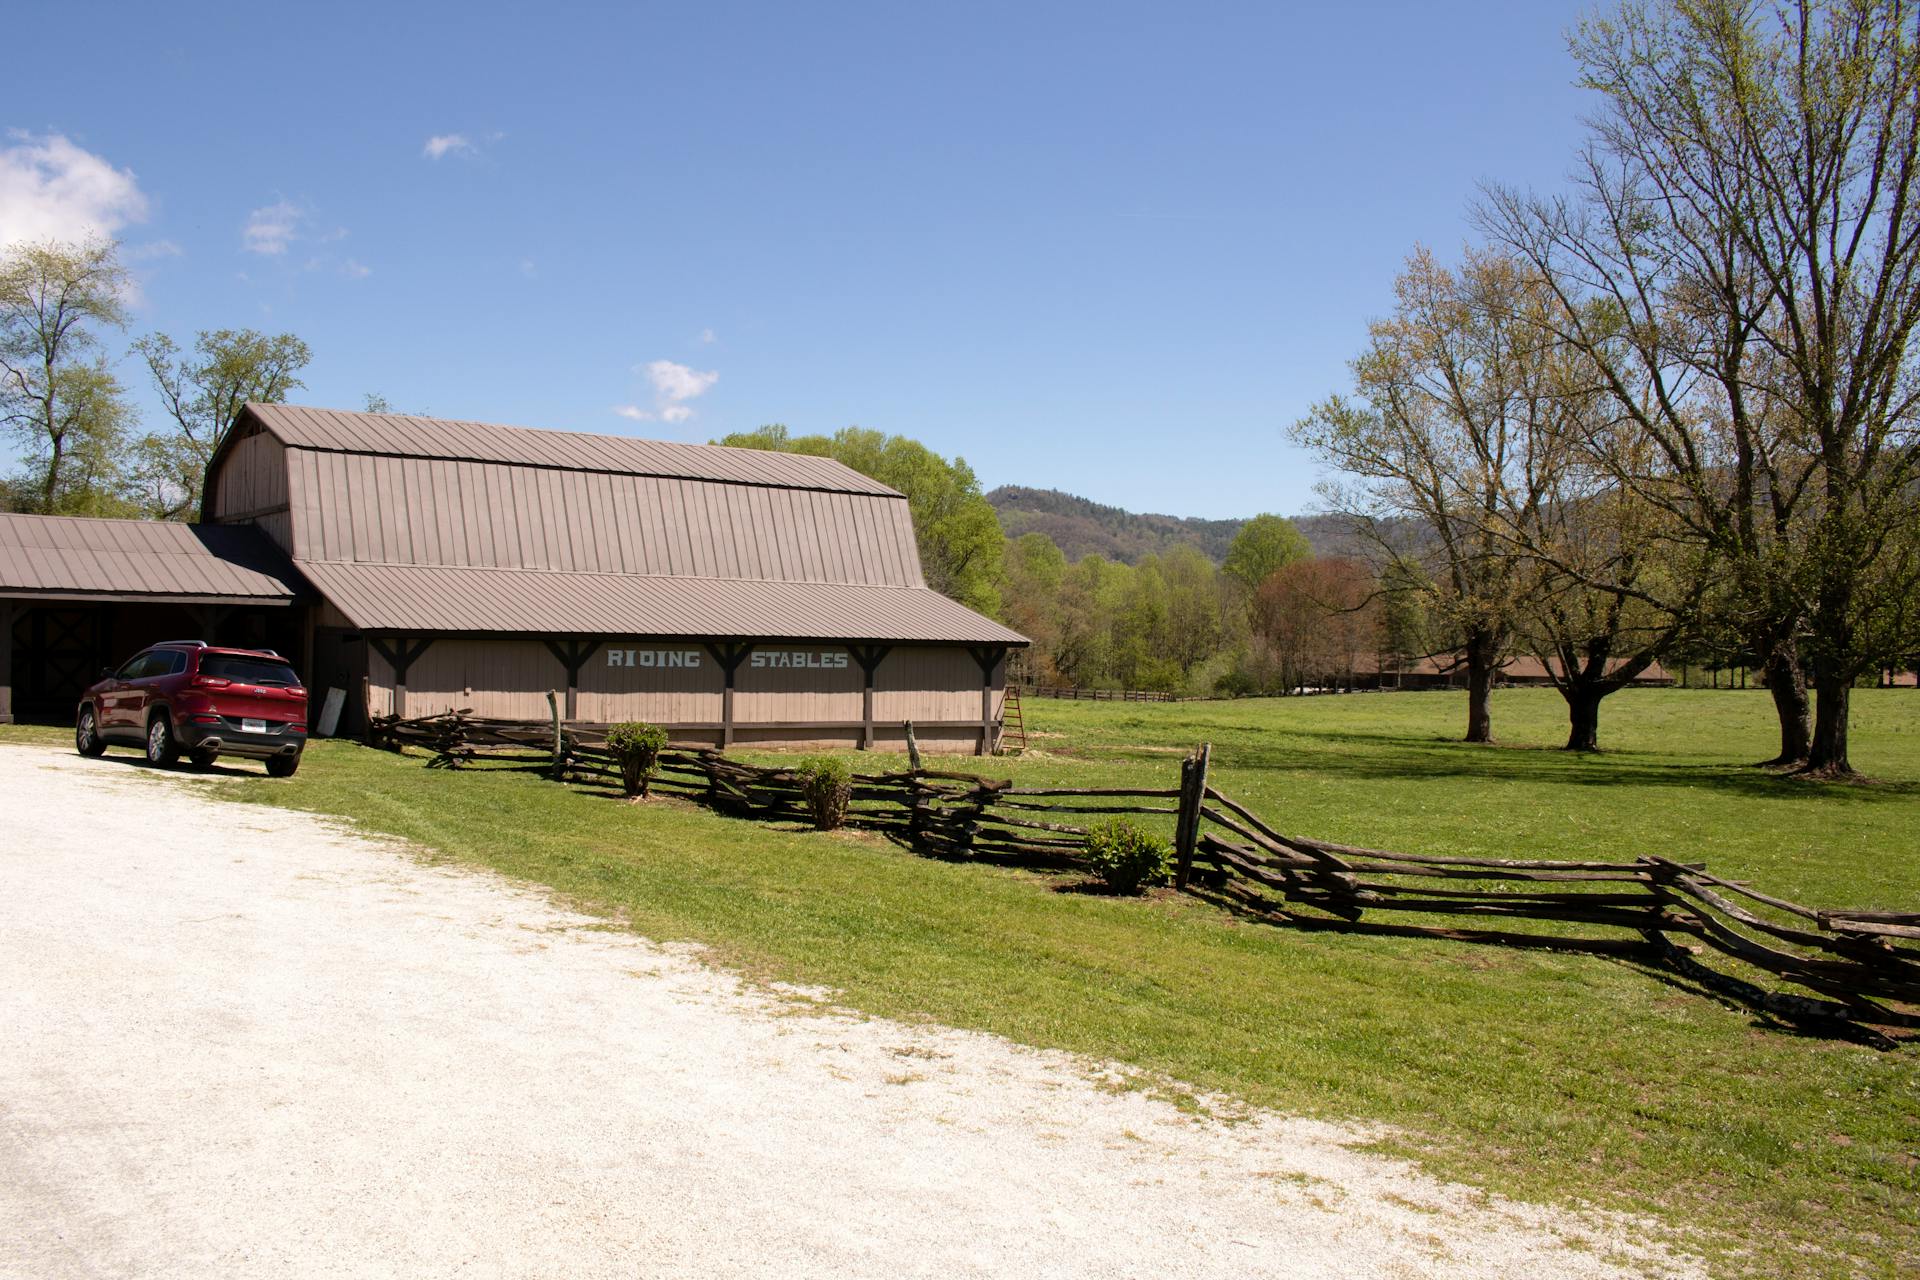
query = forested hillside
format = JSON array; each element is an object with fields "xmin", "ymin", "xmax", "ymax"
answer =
[
  {"xmin": 986, "ymin": 486, "xmax": 1244, "ymax": 563},
  {"xmin": 988, "ymin": 486, "xmax": 1361, "ymax": 564}
]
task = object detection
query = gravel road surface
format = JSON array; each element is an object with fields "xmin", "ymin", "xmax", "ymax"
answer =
[{"xmin": 0, "ymin": 742, "xmax": 1701, "ymax": 1278}]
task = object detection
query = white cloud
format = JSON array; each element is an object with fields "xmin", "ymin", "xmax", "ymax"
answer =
[
  {"xmin": 423, "ymin": 133, "xmax": 474, "ymax": 160},
  {"xmin": 644, "ymin": 359, "xmax": 718, "ymax": 403},
  {"xmin": 243, "ymin": 200, "xmax": 303, "ymax": 255},
  {"xmin": 341, "ymin": 258, "xmax": 371, "ymax": 279},
  {"xmin": 697, "ymin": 327, "xmax": 717, "ymax": 345},
  {"xmin": 0, "ymin": 132, "xmax": 148, "ymax": 248},
  {"xmin": 615, "ymin": 359, "xmax": 719, "ymax": 427}
]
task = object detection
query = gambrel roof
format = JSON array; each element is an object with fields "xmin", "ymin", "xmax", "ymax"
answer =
[{"xmin": 204, "ymin": 404, "xmax": 1025, "ymax": 645}]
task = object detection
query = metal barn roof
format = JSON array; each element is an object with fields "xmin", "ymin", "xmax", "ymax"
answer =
[
  {"xmin": 298, "ymin": 562, "xmax": 1027, "ymax": 644},
  {"xmin": 241, "ymin": 403, "xmax": 900, "ymax": 496},
  {"xmin": 199, "ymin": 404, "xmax": 1028, "ymax": 647},
  {"xmin": 0, "ymin": 514, "xmax": 298, "ymax": 604}
]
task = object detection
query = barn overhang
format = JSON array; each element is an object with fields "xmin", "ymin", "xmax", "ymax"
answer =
[{"xmin": 0, "ymin": 513, "xmax": 302, "ymax": 723}]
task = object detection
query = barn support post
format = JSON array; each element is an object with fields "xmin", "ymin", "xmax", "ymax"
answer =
[
  {"xmin": 185, "ymin": 603, "xmax": 234, "ymax": 645},
  {"xmin": 0, "ymin": 599, "xmax": 14, "ymax": 725},
  {"xmin": 543, "ymin": 636, "xmax": 603, "ymax": 722},
  {"xmin": 848, "ymin": 644, "xmax": 892, "ymax": 749},
  {"xmin": 368, "ymin": 635, "xmax": 434, "ymax": 719},
  {"xmin": 703, "ymin": 642, "xmax": 752, "ymax": 749},
  {"xmin": 967, "ymin": 645, "xmax": 1008, "ymax": 756}
]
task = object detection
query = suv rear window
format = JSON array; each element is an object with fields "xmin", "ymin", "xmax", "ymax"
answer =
[{"xmin": 200, "ymin": 655, "xmax": 301, "ymax": 687}]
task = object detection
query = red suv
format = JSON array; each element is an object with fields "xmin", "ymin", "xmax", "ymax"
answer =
[{"xmin": 76, "ymin": 641, "xmax": 308, "ymax": 776}]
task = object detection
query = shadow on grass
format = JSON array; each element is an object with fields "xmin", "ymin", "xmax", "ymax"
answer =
[{"xmin": 1155, "ymin": 726, "xmax": 1920, "ymax": 803}]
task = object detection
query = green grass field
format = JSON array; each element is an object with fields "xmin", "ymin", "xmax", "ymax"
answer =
[{"xmin": 9, "ymin": 687, "xmax": 1917, "ymax": 1278}]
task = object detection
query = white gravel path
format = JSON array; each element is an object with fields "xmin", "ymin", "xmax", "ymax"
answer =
[{"xmin": 0, "ymin": 742, "xmax": 1704, "ymax": 1279}]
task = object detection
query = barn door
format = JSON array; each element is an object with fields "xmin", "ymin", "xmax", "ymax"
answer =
[{"xmin": 13, "ymin": 606, "xmax": 108, "ymax": 719}]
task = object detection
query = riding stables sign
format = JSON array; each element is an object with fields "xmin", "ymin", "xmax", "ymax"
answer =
[{"xmin": 603, "ymin": 646, "xmax": 853, "ymax": 670}]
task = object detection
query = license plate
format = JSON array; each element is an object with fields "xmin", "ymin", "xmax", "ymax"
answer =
[{"xmin": 242, "ymin": 718, "xmax": 267, "ymax": 734}]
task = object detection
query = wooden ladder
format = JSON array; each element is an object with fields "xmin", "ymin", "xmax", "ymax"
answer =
[{"xmin": 1002, "ymin": 685, "xmax": 1028, "ymax": 754}]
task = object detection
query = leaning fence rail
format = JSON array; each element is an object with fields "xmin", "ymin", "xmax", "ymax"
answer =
[{"xmin": 365, "ymin": 710, "xmax": 1920, "ymax": 1048}]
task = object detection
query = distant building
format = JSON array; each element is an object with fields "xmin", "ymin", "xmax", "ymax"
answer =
[
  {"xmin": 1352, "ymin": 652, "xmax": 1673, "ymax": 690},
  {"xmin": 1, "ymin": 405, "xmax": 1026, "ymax": 753}
]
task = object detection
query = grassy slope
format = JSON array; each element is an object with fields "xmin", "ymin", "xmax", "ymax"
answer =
[{"xmin": 10, "ymin": 687, "xmax": 1916, "ymax": 1278}]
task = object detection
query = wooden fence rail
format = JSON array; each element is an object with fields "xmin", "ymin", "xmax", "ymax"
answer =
[
  {"xmin": 366, "ymin": 711, "xmax": 1919, "ymax": 1047},
  {"xmin": 1017, "ymin": 684, "xmax": 1193, "ymax": 703}
]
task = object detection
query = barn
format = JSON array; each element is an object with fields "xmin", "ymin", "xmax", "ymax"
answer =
[{"xmin": 0, "ymin": 404, "xmax": 1026, "ymax": 753}]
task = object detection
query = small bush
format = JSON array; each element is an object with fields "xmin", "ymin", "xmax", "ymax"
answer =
[
  {"xmin": 1083, "ymin": 819, "xmax": 1172, "ymax": 895},
  {"xmin": 605, "ymin": 721, "xmax": 669, "ymax": 798},
  {"xmin": 795, "ymin": 755, "xmax": 854, "ymax": 830}
]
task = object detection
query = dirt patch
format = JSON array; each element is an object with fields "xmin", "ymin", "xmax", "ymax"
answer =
[{"xmin": 0, "ymin": 743, "xmax": 1704, "ymax": 1279}]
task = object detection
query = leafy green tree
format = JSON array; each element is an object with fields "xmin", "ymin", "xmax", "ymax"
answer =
[
  {"xmin": 715, "ymin": 424, "xmax": 1004, "ymax": 614},
  {"xmin": 1221, "ymin": 514, "xmax": 1311, "ymax": 590},
  {"xmin": 0, "ymin": 238, "xmax": 131, "ymax": 513},
  {"xmin": 134, "ymin": 328, "xmax": 311, "ymax": 519},
  {"xmin": 1000, "ymin": 532, "xmax": 1070, "ymax": 681},
  {"xmin": 1158, "ymin": 545, "xmax": 1228, "ymax": 677}
]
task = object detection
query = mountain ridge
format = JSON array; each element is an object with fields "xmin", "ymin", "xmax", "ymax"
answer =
[{"xmin": 987, "ymin": 485, "xmax": 1356, "ymax": 564}]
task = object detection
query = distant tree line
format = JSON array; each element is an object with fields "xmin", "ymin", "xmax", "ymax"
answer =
[{"xmin": 1, "ymin": 238, "xmax": 310, "ymax": 519}]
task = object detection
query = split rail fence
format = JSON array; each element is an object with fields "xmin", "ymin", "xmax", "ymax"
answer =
[
  {"xmin": 1016, "ymin": 684, "xmax": 1190, "ymax": 703},
  {"xmin": 368, "ymin": 710, "xmax": 1920, "ymax": 1048}
]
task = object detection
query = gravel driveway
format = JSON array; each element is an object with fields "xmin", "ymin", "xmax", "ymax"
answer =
[{"xmin": 0, "ymin": 742, "xmax": 1701, "ymax": 1279}]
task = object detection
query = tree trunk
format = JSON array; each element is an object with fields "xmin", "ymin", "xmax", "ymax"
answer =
[
  {"xmin": 1562, "ymin": 684, "xmax": 1604, "ymax": 751},
  {"xmin": 1761, "ymin": 642, "xmax": 1811, "ymax": 766},
  {"xmin": 1463, "ymin": 629, "xmax": 1498, "ymax": 743},
  {"xmin": 1807, "ymin": 674, "xmax": 1853, "ymax": 776}
]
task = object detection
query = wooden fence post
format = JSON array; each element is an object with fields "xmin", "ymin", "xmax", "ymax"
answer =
[
  {"xmin": 547, "ymin": 689, "xmax": 564, "ymax": 780},
  {"xmin": 1173, "ymin": 741, "xmax": 1210, "ymax": 890}
]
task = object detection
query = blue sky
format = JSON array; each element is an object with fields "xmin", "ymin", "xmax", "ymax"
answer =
[{"xmin": 4, "ymin": 1, "xmax": 1594, "ymax": 520}]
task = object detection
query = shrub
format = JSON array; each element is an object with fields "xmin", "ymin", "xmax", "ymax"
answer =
[
  {"xmin": 1083, "ymin": 819, "xmax": 1172, "ymax": 895},
  {"xmin": 795, "ymin": 755, "xmax": 854, "ymax": 830},
  {"xmin": 605, "ymin": 721, "xmax": 669, "ymax": 798}
]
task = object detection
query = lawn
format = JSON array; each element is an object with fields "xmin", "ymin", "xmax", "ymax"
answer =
[{"xmin": 10, "ymin": 686, "xmax": 1917, "ymax": 1278}]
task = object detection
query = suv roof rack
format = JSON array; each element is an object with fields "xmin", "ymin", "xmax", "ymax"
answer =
[{"xmin": 155, "ymin": 640, "xmax": 209, "ymax": 648}]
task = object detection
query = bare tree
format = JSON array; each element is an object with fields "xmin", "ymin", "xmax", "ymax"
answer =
[
  {"xmin": 1482, "ymin": 0, "xmax": 1920, "ymax": 775},
  {"xmin": 1294, "ymin": 248, "xmax": 1559, "ymax": 743}
]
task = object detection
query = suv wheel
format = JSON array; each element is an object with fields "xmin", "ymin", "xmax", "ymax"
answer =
[
  {"xmin": 266, "ymin": 752, "xmax": 301, "ymax": 778},
  {"xmin": 146, "ymin": 713, "xmax": 180, "ymax": 767},
  {"xmin": 75, "ymin": 705, "xmax": 107, "ymax": 757}
]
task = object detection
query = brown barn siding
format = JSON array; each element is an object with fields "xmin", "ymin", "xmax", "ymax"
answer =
[
  {"xmin": 733, "ymin": 646, "xmax": 864, "ymax": 724},
  {"xmin": 358, "ymin": 636, "xmax": 996, "ymax": 752},
  {"xmin": 731, "ymin": 727, "xmax": 863, "ymax": 751},
  {"xmin": 576, "ymin": 643, "xmax": 725, "ymax": 725},
  {"xmin": 869, "ymin": 726, "xmax": 981, "ymax": 754},
  {"xmin": 208, "ymin": 431, "xmax": 289, "ymax": 524},
  {"xmin": 385, "ymin": 639, "xmax": 560, "ymax": 720},
  {"xmin": 366, "ymin": 649, "xmax": 394, "ymax": 718},
  {"xmin": 874, "ymin": 647, "xmax": 998, "ymax": 723}
]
